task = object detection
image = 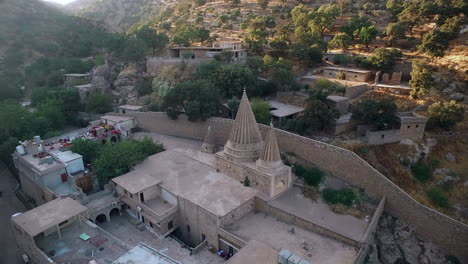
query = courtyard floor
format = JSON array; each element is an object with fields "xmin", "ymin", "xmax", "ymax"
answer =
[{"xmin": 98, "ymin": 212, "xmax": 225, "ymax": 264}]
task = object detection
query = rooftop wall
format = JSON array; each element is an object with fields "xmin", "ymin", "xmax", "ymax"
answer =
[{"xmin": 121, "ymin": 112, "xmax": 468, "ymax": 262}]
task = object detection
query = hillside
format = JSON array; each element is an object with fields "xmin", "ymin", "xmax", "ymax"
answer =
[
  {"xmin": 65, "ymin": 0, "xmax": 165, "ymax": 32},
  {"xmin": 0, "ymin": 0, "xmax": 106, "ymax": 73}
]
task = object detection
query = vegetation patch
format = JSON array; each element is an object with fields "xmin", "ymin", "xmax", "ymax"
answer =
[
  {"xmin": 427, "ymin": 186, "xmax": 450, "ymax": 209},
  {"xmin": 322, "ymin": 188, "xmax": 356, "ymax": 207}
]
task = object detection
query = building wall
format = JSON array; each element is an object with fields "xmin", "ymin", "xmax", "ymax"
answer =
[
  {"xmin": 11, "ymin": 222, "xmax": 56, "ymax": 264},
  {"xmin": 119, "ymin": 112, "xmax": 468, "ymax": 262},
  {"xmin": 324, "ymin": 69, "xmax": 371, "ymax": 82},
  {"xmin": 219, "ymin": 198, "xmax": 255, "ymax": 226},
  {"xmin": 400, "ymin": 122, "xmax": 426, "ymax": 141},
  {"xmin": 18, "ymin": 171, "xmax": 55, "ymax": 206},
  {"xmin": 345, "ymin": 84, "xmax": 369, "ymax": 99},
  {"xmin": 366, "ymin": 130, "xmax": 401, "ymax": 145}
]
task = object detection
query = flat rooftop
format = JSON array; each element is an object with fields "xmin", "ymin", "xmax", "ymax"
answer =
[
  {"xmin": 323, "ymin": 67, "xmax": 372, "ymax": 74},
  {"xmin": 268, "ymin": 100, "xmax": 305, "ymax": 118},
  {"xmin": 113, "ymin": 170, "xmax": 161, "ymax": 194},
  {"xmin": 131, "ymin": 150, "xmax": 258, "ymax": 217},
  {"xmin": 113, "ymin": 244, "xmax": 180, "ymax": 264},
  {"xmin": 118, "ymin": 104, "xmax": 145, "ymax": 110},
  {"xmin": 224, "ymin": 212, "xmax": 357, "ymax": 264},
  {"xmin": 268, "ymin": 187, "xmax": 369, "ymax": 241},
  {"xmin": 35, "ymin": 220, "xmax": 127, "ymax": 264},
  {"xmin": 12, "ymin": 197, "xmax": 88, "ymax": 237},
  {"xmin": 74, "ymin": 83, "xmax": 92, "ymax": 89},
  {"xmin": 227, "ymin": 240, "xmax": 278, "ymax": 264},
  {"xmin": 327, "ymin": 95, "xmax": 349, "ymax": 102},
  {"xmin": 64, "ymin": 73, "xmax": 90, "ymax": 77},
  {"xmin": 19, "ymin": 153, "xmax": 64, "ymax": 173},
  {"xmin": 101, "ymin": 115, "xmax": 135, "ymax": 123}
]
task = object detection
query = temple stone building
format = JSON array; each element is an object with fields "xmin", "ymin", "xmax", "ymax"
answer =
[{"xmin": 216, "ymin": 91, "xmax": 292, "ymax": 198}]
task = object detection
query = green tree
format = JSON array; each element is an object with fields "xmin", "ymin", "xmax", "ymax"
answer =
[
  {"xmin": 70, "ymin": 138, "xmax": 103, "ymax": 164},
  {"xmin": 136, "ymin": 26, "xmax": 169, "ymax": 55},
  {"xmin": 363, "ymin": 48, "xmax": 403, "ymax": 71},
  {"xmin": 163, "ymin": 80, "xmax": 219, "ymax": 121},
  {"xmin": 352, "ymin": 99, "xmax": 398, "ymax": 130},
  {"xmin": 386, "ymin": 0, "xmax": 405, "ymax": 19},
  {"xmin": 428, "ymin": 101, "xmax": 464, "ymax": 129},
  {"xmin": 418, "ymin": 30, "xmax": 451, "ymax": 58},
  {"xmin": 209, "ymin": 64, "xmax": 257, "ymax": 98},
  {"xmin": 386, "ymin": 21, "xmax": 407, "ymax": 46},
  {"xmin": 250, "ymin": 98, "xmax": 271, "ymax": 125},
  {"xmin": 342, "ymin": 15, "xmax": 372, "ymax": 39},
  {"xmin": 194, "ymin": 27, "xmax": 210, "ymax": 44},
  {"xmin": 246, "ymin": 17, "xmax": 269, "ymax": 54},
  {"xmin": 303, "ymin": 90, "xmax": 340, "ymax": 130},
  {"xmin": 310, "ymin": 4, "xmax": 341, "ymax": 37},
  {"xmin": 86, "ymin": 92, "xmax": 113, "ymax": 114},
  {"xmin": 228, "ymin": 96, "xmax": 241, "ymax": 119},
  {"xmin": 328, "ymin": 34, "xmax": 352, "ymax": 51},
  {"xmin": 122, "ymin": 38, "xmax": 147, "ymax": 62},
  {"xmin": 257, "ymin": 0, "xmax": 269, "ymax": 12},
  {"xmin": 410, "ymin": 59, "xmax": 434, "ymax": 98},
  {"xmin": 359, "ymin": 26, "xmax": 378, "ymax": 48},
  {"xmin": 37, "ymin": 99, "xmax": 66, "ymax": 130},
  {"xmin": 440, "ymin": 16, "xmax": 464, "ymax": 38}
]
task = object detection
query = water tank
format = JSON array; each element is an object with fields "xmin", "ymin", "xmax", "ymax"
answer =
[
  {"xmin": 33, "ymin": 135, "xmax": 42, "ymax": 144},
  {"xmin": 278, "ymin": 249, "xmax": 292, "ymax": 264},
  {"xmin": 16, "ymin": 145, "xmax": 26, "ymax": 155}
]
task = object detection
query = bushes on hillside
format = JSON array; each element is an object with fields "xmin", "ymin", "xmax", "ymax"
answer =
[
  {"xmin": 428, "ymin": 101, "xmax": 464, "ymax": 130},
  {"xmin": 322, "ymin": 188, "xmax": 356, "ymax": 207},
  {"xmin": 427, "ymin": 186, "xmax": 450, "ymax": 209},
  {"xmin": 411, "ymin": 161, "xmax": 433, "ymax": 182}
]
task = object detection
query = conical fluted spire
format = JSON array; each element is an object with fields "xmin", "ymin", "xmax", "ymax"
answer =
[
  {"xmin": 223, "ymin": 90, "xmax": 263, "ymax": 162},
  {"xmin": 201, "ymin": 126, "xmax": 216, "ymax": 154},
  {"xmin": 228, "ymin": 91, "xmax": 263, "ymax": 145},
  {"xmin": 259, "ymin": 123, "xmax": 281, "ymax": 162}
]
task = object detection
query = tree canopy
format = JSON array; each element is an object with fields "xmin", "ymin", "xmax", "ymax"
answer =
[
  {"xmin": 410, "ymin": 59, "xmax": 434, "ymax": 98},
  {"xmin": 352, "ymin": 99, "xmax": 398, "ymax": 130}
]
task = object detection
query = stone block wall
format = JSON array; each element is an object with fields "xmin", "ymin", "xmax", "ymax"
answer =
[
  {"xmin": 219, "ymin": 198, "xmax": 255, "ymax": 226},
  {"xmin": 366, "ymin": 130, "xmax": 401, "ymax": 145},
  {"xmin": 122, "ymin": 112, "xmax": 468, "ymax": 262},
  {"xmin": 399, "ymin": 122, "xmax": 426, "ymax": 141},
  {"xmin": 345, "ymin": 84, "xmax": 369, "ymax": 99}
]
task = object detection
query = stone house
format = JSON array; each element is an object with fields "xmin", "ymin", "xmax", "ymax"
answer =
[{"xmin": 323, "ymin": 67, "xmax": 372, "ymax": 82}]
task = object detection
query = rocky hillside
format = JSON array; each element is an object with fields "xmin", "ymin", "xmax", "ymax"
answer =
[
  {"xmin": 367, "ymin": 213, "xmax": 459, "ymax": 264},
  {"xmin": 65, "ymin": 0, "xmax": 165, "ymax": 32}
]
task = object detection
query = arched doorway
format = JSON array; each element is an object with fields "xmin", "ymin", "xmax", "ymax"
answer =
[
  {"xmin": 109, "ymin": 208, "xmax": 120, "ymax": 220},
  {"xmin": 96, "ymin": 214, "xmax": 107, "ymax": 224}
]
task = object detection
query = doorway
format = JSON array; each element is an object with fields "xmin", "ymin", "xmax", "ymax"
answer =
[{"xmin": 140, "ymin": 192, "xmax": 145, "ymax": 203}]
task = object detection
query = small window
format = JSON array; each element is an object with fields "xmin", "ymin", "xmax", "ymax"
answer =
[
  {"xmin": 381, "ymin": 134, "xmax": 385, "ymax": 139},
  {"xmin": 187, "ymin": 225, "xmax": 190, "ymax": 233},
  {"xmin": 168, "ymin": 221, "xmax": 173, "ymax": 230},
  {"xmin": 202, "ymin": 234, "xmax": 206, "ymax": 241},
  {"xmin": 416, "ymin": 125, "xmax": 419, "ymax": 128},
  {"xmin": 124, "ymin": 190, "xmax": 128, "ymax": 195},
  {"xmin": 408, "ymin": 125, "xmax": 411, "ymax": 128},
  {"xmin": 355, "ymin": 75, "xmax": 357, "ymax": 78},
  {"xmin": 149, "ymin": 222, "xmax": 153, "ymax": 228}
]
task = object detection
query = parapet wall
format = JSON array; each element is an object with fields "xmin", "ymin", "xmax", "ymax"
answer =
[{"xmin": 123, "ymin": 112, "xmax": 468, "ymax": 262}]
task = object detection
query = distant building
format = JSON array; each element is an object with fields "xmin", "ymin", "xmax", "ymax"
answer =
[
  {"xmin": 323, "ymin": 67, "xmax": 373, "ymax": 82},
  {"xmin": 169, "ymin": 42, "xmax": 247, "ymax": 62},
  {"xmin": 323, "ymin": 52, "xmax": 347, "ymax": 63},
  {"xmin": 268, "ymin": 100, "xmax": 305, "ymax": 128},
  {"xmin": 118, "ymin": 104, "xmax": 146, "ymax": 114},
  {"xmin": 64, "ymin": 73, "xmax": 91, "ymax": 83}
]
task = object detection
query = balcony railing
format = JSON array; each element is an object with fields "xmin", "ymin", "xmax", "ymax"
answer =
[{"xmin": 121, "ymin": 196, "xmax": 178, "ymax": 223}]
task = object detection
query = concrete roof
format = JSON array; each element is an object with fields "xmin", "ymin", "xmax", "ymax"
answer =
[
  {"xmin": 323, "ymin": 67, "xmax": 372, "ymax": 74},
  {"xmin": 227, "ymin": 240, "xmax": 278, "ymax": 264},
  {"xmin": 11, "ymin": 197, "xmax": 88, "ymax": 237},
  {"xmin": 74, "ymin": 83, "xmax": 92, "ymax": 89},
  {"xmin": 268, "ymin": 101, "xmax": 305, "ymax": 118},
  {"xmin": 118, "ymin": 104, "xmax": 145, "ymax": 110},
  {"xmin": 398, "ymin": 112, "xmax": 428, "ymax": 123},
  {"xmin": 101, "ymin": 115, "xmax": 135, "ymax": 123},
  {"xmin": 375, "ymin": 84, "xmax": 411, "ymax": 89},
  {"xmin": 64, "ymin": 73, "xmax": 90, "ymax": 77},
  {"xmin": 53, "ymin": 150, "xmax": 82, "ymax": 163},
  {"xmin": 131, "ymin": 150, "xmax": 258, "ymax": 216},
  {"xmin": 113, "ymin": 244, "xmax": 180, "ymax": 264},
  {"xmin": 327, "ymin": 95, "xmax": 349, "ymax": 102},
  {"xmin": 113, "ymin": 170, "xmax": 162, "ymax": 194}
]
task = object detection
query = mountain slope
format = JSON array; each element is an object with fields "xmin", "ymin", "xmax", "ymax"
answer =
[
  {"xmin": 65, "ymin": 0, "xmax": 164, "ymax": 32},
  {"xmin": 0, "ymin": 0, "xmax": 106, "ymax": 72}
]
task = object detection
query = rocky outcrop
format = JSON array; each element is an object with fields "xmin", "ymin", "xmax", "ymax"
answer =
[{"xmin": 367, "ymin": 213, "xmax": 456, "ymax": 264}]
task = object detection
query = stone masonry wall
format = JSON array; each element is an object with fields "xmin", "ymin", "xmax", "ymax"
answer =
[
  {"xmin": 122, "ymin": 112, "xmax": 468, "ymax": 262},
  {"xmin": 219, "ymin": 198, "xmax": 255, "ymax": 226}
]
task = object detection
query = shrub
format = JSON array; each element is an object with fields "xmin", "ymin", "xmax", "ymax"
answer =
[
  {"xmin": 322, "ymin": 188, "xmax": 356, "ymax": 207},
  {"xmin": 304, "ymin": 167, "xmax": 325, "ymax": 187},
  {"xmin": 428, "ymin": 101, "xmax": 464, "ymax": 130},
  {"xmin": 427, "ymin": 187, "xmax": 450, "ymax": 208},
  {"xmin": 294, "ymin": 164, "xmax": 307, "ymax": 177},
  {"xmin": 411, "ymin": 162, "xmax": 432, "ymax": 182},
  {"xmin": 446, "ymin": 255, "xmax": 461, "ymax": 264}
]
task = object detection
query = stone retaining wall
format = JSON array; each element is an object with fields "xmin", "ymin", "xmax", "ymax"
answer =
[{"xmin": 120, "ymin": 112, "xmax": 468, "ymax": 262}]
